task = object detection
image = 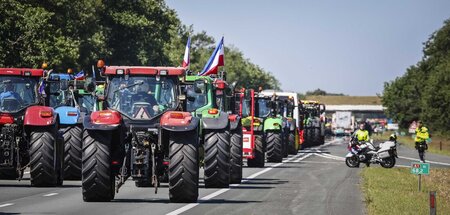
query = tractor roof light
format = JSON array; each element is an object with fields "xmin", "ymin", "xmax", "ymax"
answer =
[
  {"xmin": 97, "ymin": 59, "xmax": 105, "ymax": 68},
  {"xmin": 116, "ymin": 69, "xmax": 124, "ymax": 75},
  {"xmin": 23, "ymin": 71, "xmax": 31, "ymax": 76}
]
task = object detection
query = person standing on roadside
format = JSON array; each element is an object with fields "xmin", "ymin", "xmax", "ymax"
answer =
[{"xmin": 415, "ymin": 120, "xmax": 430, "ymax": 162}]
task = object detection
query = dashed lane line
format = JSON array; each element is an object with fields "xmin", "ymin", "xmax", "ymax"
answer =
[
  {"xmin": 43, "ymin": 193, "xmax": 59, "ymax": 197},
  {"xmin": 0, "ymin": 203, "xmax": 14, "ymax": 208}
]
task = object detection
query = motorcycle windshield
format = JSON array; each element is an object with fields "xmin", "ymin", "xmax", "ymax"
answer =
[
  {"xmin": 0, "ymin": 76, "xmax": 38, "ymax": 113},
  {"xmin": 107, "ymin": 76, "xmax": 177, "ymax": 120}
]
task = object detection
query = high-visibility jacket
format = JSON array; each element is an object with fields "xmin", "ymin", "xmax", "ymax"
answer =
[
  {"xmin": 415, "ymin": 126, "xmax": 429, "ymax": 142},
  {"xmin": 354, "ymin": 129, "xmax": 369, "ymax": 142}
]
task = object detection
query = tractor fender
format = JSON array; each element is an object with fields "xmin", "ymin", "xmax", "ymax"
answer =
[
  {"xmin": 55, "ymin": 106, "xmax": 80, "ymax": 125},
  {"xmin": 83, "ymin": 110, "xmax": 122, "ymax": 131},
  {"xmin": 160, "ymin": 111, "xmax": 199, "ymax": 132},
  {"xmin": 202, "ymin": 111, "xmax": 229, "ymax": 130},
  {"xmin": 228, "ymin": 114, "xmax": 241, "ymax": 130},
  {"xmin": 263, "ymin": 117, "xmax": 283, "ymax": 132},
  {"xmin": 24, "ymin": 106, "xmax": 57, "ymax": 126}
]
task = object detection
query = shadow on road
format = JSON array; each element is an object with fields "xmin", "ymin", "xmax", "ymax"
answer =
[
  {"xmin": 0, "ymin": 183, "xmax": 80, "ymax": 188},
  {"xmin": 111, "ymin": 198, "xmax": 170, "ymax": 203},
  {"xmin": 199, "ymin": 199, "xmax": 261, "ymax": 204}
]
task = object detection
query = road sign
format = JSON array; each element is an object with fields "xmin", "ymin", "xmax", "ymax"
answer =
[{"xmin": 411, "ymin": 162, "xmax": 430, "ymax": 175}]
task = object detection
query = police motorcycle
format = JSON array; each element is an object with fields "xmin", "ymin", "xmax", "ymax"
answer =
[{"xmin": 345, "ymin": 134, "xmax": 397, "ymax": 168}]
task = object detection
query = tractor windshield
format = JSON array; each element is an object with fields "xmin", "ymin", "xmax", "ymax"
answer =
[
  {"xmin": 256, "ymin": 98, "xmax": 270, "ymax": 118},
  {"xmin": 0, "ymin": 76, "xmax": 38, "ymax": 113},
  {"xmin": 107, "ymin": 76, "xmax": 177, "ymax": 119},
  {"xmin": 48, "ymin": 81, "xmax": 71, "ymax": 107},
  {"xmin": 185, "ymin": 84, "xmax": 207, "ymax": 112}
]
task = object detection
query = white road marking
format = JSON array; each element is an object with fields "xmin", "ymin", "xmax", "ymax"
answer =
[
  {"xmin": 298, "ymin": 160, "xmax": 342, "ymax": 164},
  {"xmin": 0, "ymin": 203, "xmax": 14, "ymax": 208},
  {"xmin": 43, "ymin": 193, "xmax": 59, "ymax": 197},
  {"xmin": 313, "ymin": 153, "xmax": 345, "ymax": 161},
  {"xmin": 398, "ymin": 156, "xmax": 450, "ymax": 166},
  {"xmin": 166, "ymin": 144, "xmax": 328, "ymax": 215}
]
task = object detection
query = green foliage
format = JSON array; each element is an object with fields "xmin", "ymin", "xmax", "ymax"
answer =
[
  {"xmin": 382, "ymin": 19, "xmax": 450, "ymax": 133},
  {"xmin": 305, "ymin": 88, "xmax": 345, "ymax": 96},
  {"xmin": 0, "ymin": 0, "xmax": 279, "ymax": 90}
]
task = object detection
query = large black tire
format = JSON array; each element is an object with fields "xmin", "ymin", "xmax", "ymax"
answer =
[
  {"xmin": 287, "ymin": 133, "xmax": 297, "ymax": 155},
  {"xmin": 204, "ymin": 128, "xmax": 230, "ymax": 188},
  {"xmin": 63, "ymin": 126, "xmax": 82, "ymax": 180},
  {"xmin": 304, "ymin": 129, "xmax": 313, "ymax": 148},
  {"xmin": 312, "ymin": 128, "xmax": 321, "ymax": 146},
  {"xmin": 282, "ymin": 132, "xmax": 288, "ymax": 158},
  {"xmin": 266, "ymin": 131, "xmax": 283, "ymax": 163},
  {"xmin": 229, "ymin": 127, "xmax": 243, "ymax": 184},
  {"xmin": 247, "ymin": 135, "xmax": 265, "ymax": 167},
  {"xmin": 29, "ymin": 128, "xmax": 61, "ymax": 187},
  {"xmin": 169, "ymin": 130, "xmax": 199, "ymax": 203},
  {"xmin": 82, "ymin": 130, "xmax": 115, "ymax": 202}
]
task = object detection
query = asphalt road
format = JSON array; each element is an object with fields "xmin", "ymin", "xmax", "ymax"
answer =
[{"xmin": 1, "ymin": 137, "xmax": 449, "ymax": 215}]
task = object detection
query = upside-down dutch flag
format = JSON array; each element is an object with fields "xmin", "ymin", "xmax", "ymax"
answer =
[
  {"xmin": 74, "ymin": 70, "xmax": 85, "ymax": 80},
  {"xmin": 182, "ymin": 36, "xmax": 191, "ymax": 68},
  {"xmin": 199, "ymin": 37, "xmax": 224, "ymax": 76}
]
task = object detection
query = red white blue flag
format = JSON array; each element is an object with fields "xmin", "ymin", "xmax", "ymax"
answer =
[
  {"xmin": 199, "ymin": 37, "xmax": 224, "ymax": 76},
  {"xmin": 182, "ymin": 36, "xmax": 191, "ymax": 68}
]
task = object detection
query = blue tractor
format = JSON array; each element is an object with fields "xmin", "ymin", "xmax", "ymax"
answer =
[{"xmin": 44, "ymin": 72, "xmax": 101, "ymax": 180}]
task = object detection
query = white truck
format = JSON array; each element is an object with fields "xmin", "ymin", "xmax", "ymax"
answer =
[{"xmin": 332, "ymin": 111, "xmax": 354, "ymax": 136}]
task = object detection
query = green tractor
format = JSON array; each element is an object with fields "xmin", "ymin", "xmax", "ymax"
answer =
[
  {"xmin": 255, "ymin": 91, "xmax": 286, "ymax": 163},
  {"xmin": 300, "ymin": 100, "xmax": 326, "ymax": 148},
  {"xmin": 183, "ymin": 75, "xmax": 243, "ymax": 186}
]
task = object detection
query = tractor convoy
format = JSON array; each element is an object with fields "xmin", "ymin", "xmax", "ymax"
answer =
[{"xmin": 0, "ymin": 65, "xmax": 326, "ymax": 203}]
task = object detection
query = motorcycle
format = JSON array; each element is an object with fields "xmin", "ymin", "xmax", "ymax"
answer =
[{"xmin": 345, "ymin": 137, "xmax": 397, "ymax": 168}]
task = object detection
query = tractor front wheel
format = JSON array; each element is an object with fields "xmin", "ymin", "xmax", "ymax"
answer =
[
  {"xmin": 247, "ymin": 135, "xmax": 265, "ymax": 167},
  {"xmin": 229, "ymin": 126, "xmax": 243, "ymax": 184},
  {"xmin": 63, "ymin": 125, "xmax": 82, "ymax": 180},
  {"xmin": 266, "ymin": 131, "xmax": 283, "ymax": 163},
  {"xmin": 204, "ymin": 128, "xmax": 231, "ymax": 188}
]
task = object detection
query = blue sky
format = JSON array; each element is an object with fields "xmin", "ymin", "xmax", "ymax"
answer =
[{"xmin": 166, "ymin": 0, "xmax": 450, "ymax": 95}]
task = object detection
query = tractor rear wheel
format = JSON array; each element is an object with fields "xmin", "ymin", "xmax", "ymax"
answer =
[
  {"xmin": 169, "ymin": 130, "xmax": 199, "ymax": 203},
  {"xmin": 247, "ymin": 135, "xmax": 265, "ymax": 167},
  {"xmin": 63, "ymin": 125, "xmax": 82, "ymax": 180},
  {"xmin": 266, "ymin": 131, "xmax": 283, "ymax": 163},
  {"xmin": 312, "ymin": 128, "xmax": 321, "ymax": 146},
  {"xmin": 82, "ymin": 130, "xmax": 115, "ymax": 202},
  {"xmin": 29, "ymin": 128, "xmax": 61, "ymax": 187},
  {"xmin": 229, "ymin": 126, "xmax": 243, "ymax": 184},
  {"xmin": 204, "ymin": 128, "xmax": 231, "ymax": 188},
  {"xmin": 288, "ymin": 133, "xmax": 297, "ymax": 155}
]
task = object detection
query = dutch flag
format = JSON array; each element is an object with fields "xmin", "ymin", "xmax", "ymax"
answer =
[
  {"xmin": 182, "ymin": 36, "xmax": 191, "ymax": 68},
  {"xmin": 199, "ymin": 37, "xmax": 224, "ymax": 76},
  {"xmin": 74, "ymin": 70, "xmax": 85, "ymax": 80}
]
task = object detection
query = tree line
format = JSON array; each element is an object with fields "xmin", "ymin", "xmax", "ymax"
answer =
[
  {"xmin": 382, "ymin": 19, "xmax": 450, "ymax": 134},
  {"xmin": 0, "ymin": 0, "xmax": 280, "ymax": 90}
]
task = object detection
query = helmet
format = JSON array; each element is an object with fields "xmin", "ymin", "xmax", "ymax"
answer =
[{"xmin": 389, "ymin": 134, "xmax": 397, "ymax": 141}]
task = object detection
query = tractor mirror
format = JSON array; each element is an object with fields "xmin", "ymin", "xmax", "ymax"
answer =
[
  {"xmin": 59, "ymin": 80, "xmax": 69, "ymax": 91},
  {"xmin": 194, "ymin": 80, "xmax": 206, "ymax": 94}
]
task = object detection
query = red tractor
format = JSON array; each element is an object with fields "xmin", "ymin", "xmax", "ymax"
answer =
[
  {"xmin": 0, "ymin": 68, "xmax": 63, "ymax": 186},
  {"xmin": 81, "ymin": 66, "xmax": 201, "ymax": 203}
]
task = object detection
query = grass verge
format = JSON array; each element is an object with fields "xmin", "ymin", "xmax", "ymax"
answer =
[
  {"xmin": 373, "ymin": 132, "xmax": 450, "ymax": 157},
  {"xmin": 362, "ymin": 167, "xmax": 450, "ymax": 215}
]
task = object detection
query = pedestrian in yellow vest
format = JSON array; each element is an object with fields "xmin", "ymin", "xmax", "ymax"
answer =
[{"xmin": 415, "ymin": 120, "xmax": 429, "ymax": 162}]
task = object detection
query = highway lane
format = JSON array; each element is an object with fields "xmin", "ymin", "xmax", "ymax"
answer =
[{"xmin": 0, "ymin": 138, "xmax": 449, "ymax": 215}]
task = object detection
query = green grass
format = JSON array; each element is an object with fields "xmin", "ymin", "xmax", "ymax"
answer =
[
  {"xmin": 373, "ymin": 132, "xmax": 450, "ymax": 157},
  {"xmin": 362, "ymin": 167, "xmax": 450, "ymax": 215},
  {"xmin": 305, "ymin": 95, "xmax": 381, "ymax": 105}
]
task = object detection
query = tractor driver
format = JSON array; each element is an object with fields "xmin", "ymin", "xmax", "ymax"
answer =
[{"xmin": 0, "ymin": 80, "xmax": 24, "ymax": 105}]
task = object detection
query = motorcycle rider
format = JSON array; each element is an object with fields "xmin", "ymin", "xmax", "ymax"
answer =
[{"xmin": 415, "ymin": 120, "xmax": 429, "ymax": 162}]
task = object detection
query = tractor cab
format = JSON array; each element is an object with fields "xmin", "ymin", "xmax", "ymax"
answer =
[
  {"xmin": 0, "ymin": 69, "xmax": 41, "ymax": 114},
  {"xmin": 300, "ymin": 100, "xmax": 326, "ymax": 147}
]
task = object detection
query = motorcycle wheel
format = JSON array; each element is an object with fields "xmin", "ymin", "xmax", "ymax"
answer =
[
  {"xmin": 380, "ymin": 157, "xmax": 396, "ymax": 168},
  {"xmin": 345, "ymin": 155, "xmax": 360, "ymax": 168}
]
